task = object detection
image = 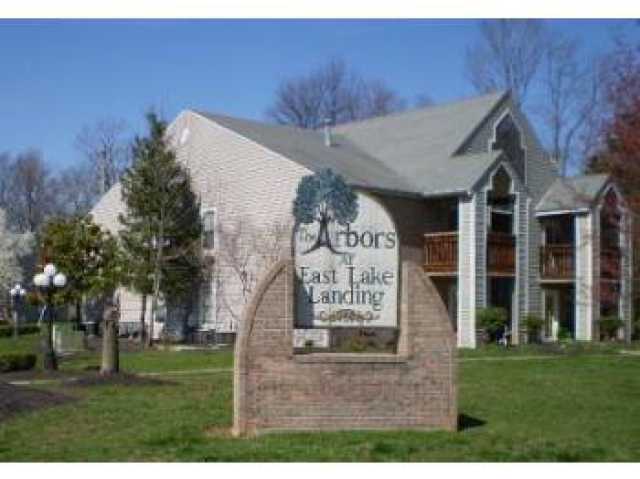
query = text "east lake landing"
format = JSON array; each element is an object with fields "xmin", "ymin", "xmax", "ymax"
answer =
[{"xmin": 299, "ymin": 265, "xmax": 394, "ymax": 312}]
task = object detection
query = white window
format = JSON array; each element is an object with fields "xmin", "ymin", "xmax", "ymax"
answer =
[{"xmin": 202, "ymin": 209, "xmax": 216, "ymax": 250}]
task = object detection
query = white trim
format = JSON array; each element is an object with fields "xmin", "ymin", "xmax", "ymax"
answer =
[
  {"xmin": 574, "ymin": 213, "xmax": 594, "ymax": 340},
  {"xmin": 536, "ymin": 208, "xmax": 590, "ymax": 217},
  {"xmin": 457, "ymin": 195, "xmax": 477, "ymax": 348}
]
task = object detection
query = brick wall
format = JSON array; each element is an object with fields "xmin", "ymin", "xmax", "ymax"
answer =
[{"xmin": 233, "ymin": 259, "xmax": 457, "ymax": 436}]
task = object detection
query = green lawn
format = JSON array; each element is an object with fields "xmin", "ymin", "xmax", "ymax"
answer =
[{"xmin": 1, "ymin": 335, "xmax": 639, "ymax": 461}]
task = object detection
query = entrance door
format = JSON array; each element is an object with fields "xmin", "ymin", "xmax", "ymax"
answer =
[
  {"xmin": 490, "ymin": 278, "xmax": 514, "ymax": 327},
  {"xmin": 543, "ymin": 289, "xmax": 560, "ymax": 341}
]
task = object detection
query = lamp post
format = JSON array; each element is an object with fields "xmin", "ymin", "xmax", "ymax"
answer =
[
  {"xmin": 9, "ymin": 283, "xmax": 26, "ymax": 340},
  {"xmin": 34, "ymin": 263, "xmax": 67, "ymax": 371}
]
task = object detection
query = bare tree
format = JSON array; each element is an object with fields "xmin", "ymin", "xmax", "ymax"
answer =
[
  {"xmin": 466, "ymin": 20, "xmax": 547, "ymax": 106},
  {"xmin": 537, "ymin": 35, "xmax": 602, "ymax": 176},
  {"xmin": 216, "ymin": 218, "xmax": 291, "ymax": 329},
  {"xmin": 267, "ymin": 59, "xmax": 405, "ymax": 129},
  {"xmin": 76, "ymin": 118, "xmax": 130, "ymax": 196},
  {"xmin": 49, "ymin": 163, "xmax": 100, "ymax": 217},
  {"xmin": 414, "ymin": 93, "xmax": 434, "ymax": 108},
  {"xmin": 6, "ymin": 150, "xmax": 53, "ymax": 233},
  {"xmin": 0, "ymin": 153, "xmax": 13, "ymax": 209}
]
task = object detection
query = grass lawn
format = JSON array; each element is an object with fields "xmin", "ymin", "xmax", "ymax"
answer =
[{"xmin": 1, "ymin": 334, "xmax": 639, "ymax": 461}]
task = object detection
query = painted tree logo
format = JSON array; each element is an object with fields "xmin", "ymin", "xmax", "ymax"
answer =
[{"xmin": 293, "ymin": 169, "xmax": 358, "ymax": 254}]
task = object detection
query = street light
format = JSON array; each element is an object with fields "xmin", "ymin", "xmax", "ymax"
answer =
[
  {"xmin": 33, "ymin": 262, "xmax": 67, "ymax": 370},
  {"xmin": 9, "ymin": 283, "xmax": 26, "ymax": 340}
]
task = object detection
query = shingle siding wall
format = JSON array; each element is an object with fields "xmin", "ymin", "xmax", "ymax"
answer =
[
  {"xmin": 91, "ymin": 111, "xmax": 312, "ymax": 333},
  {"xmin": 459, "ymin": 96, "xmax": 559, "ymax": 322}
]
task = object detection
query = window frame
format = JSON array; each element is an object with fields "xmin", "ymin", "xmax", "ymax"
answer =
[{"xmin": 201, "ymin": 207, "xmax": 217, "ymax": 251}]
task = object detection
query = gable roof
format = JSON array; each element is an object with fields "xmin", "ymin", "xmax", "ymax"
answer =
[
  {"xmin": 193, "ymin": 91, "xmax": 508, "ymax": 198},
  {"xmin": 194, "ymin": 111, "xmax": 418, "ymax": 195},
  {"xmin": 333, "ymin": 91, "xmax": 507, "ymax": 187},
  {"xmin": 536, "ymin": 174, "xmax": 610, "ymax": 214}
]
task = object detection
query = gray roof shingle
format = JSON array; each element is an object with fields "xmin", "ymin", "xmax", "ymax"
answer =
[
  {"xmin": 536, "ymin": 174, "xmax": 610, "ymax": 214},
  {"xmin": 195, "ymin": 111, "xmax": 418, "ymax": 195},
  {"xmin": 194, "ymin": 91, "xmax": 508, "ymax": 198}
]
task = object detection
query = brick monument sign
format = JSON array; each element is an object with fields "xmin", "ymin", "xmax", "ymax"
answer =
[{"xmin": 233, "ymin": 170, "xmax": 457, "ymax": 436}]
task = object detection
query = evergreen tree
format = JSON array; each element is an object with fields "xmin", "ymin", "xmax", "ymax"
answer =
[{"xmin": 118, "ymin": 112, "xmax": 202, "ymax": 346}]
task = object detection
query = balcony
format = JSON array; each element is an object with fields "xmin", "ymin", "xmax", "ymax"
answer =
[
  {"xmin": 423, "ymin": 232, "xmax": 516, "ymax": 275},
  {"xmin": 540, "ymin": 244, "xmax": 574, "ymax": 280},
  {"xmin": 487, "ymin": 233, "xmax": 516, "ymax": 275},
  {"xmin": 424, "ymin": 232, "xmax": 458, "ymax": 274}
]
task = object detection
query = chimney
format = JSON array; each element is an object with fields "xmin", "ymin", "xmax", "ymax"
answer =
[{"xmin": 323, "ymin": 118, "xmax": 333, "ymax": 147}]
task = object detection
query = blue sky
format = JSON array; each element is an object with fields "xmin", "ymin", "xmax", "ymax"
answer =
[{"xmin": 1, "ymin": 19, "xmax": 638, "ymax": 171}]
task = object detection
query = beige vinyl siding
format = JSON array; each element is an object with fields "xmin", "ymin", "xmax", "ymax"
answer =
[{"xmin": 91, "ymin": 111, "xmax": 312, "ymax": 332}]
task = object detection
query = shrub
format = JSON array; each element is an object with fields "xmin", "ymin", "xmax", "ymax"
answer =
[
  {"xmin": 0, "ymin": 325, "xmax": 40, "ymax": 338},
  {"xmin": 523, "ymin": 314, "xmax": 544, "ymax": 343},
  {"xmin": 477, "ymin": 307, "xmax": 508, "ymax": 342},
  {"xmin": 599, "ymin": 316, "xmax": 624, "ymax": 341},
  {"xmin": 0, "ymin": 353, "xmax": 37, "ymax": 373},
  {"xmin": 557, "ymin": 327, "xmax": 573, "ymax": 341},
  {"xmin": 0, "ymin": 319, "xmax": 9, "ymax": 327}
]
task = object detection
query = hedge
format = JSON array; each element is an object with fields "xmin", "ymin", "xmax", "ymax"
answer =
[
  {"xmin": 0, "ymin": 325, "xmax": 41, "ymax": 338},
  {"xmin": 0, "ymin": 353, "xmax": 37, "ymax": 373}
]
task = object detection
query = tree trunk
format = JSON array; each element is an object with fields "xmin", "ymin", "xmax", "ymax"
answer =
[
  {"xmin": 101, "ymin": 319, "xmax": 119, "ymax": 375},
  {"xmin": 75, "ymin": 300, "xmax": 82, "ymax": 330},
  {"xmin": 149, "ymin": 279, "xmax": 160, "ymax": 347},
  {"xmin": 148, "ymin": 227, "xmax": 165, "ymax": 348},
  {"xmin": 139, "ymin": 293, "xmax": 147, "ymax": 348},
  {"xmin": 101, "ymin": 306, "xmax": 119, "ymax": 375}
]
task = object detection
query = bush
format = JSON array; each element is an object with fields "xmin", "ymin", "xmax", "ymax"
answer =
[
  {"xmin": 523, "ymin": 314, "xmax": 544, "ymax": 343},
  {"xmin": 599, "ymin": 316, "xmax": 624, "ymax": 341},
  {"xmin": 0, "ymin": 353, "xmax": 37, "ymax": 373},
  {"xmin": 477, "ymin": 307, "xmax": 508, "ymax": 342},
  {"xmin": 0, "ymin": 325, "xmax": 40, "ymax": 338}
]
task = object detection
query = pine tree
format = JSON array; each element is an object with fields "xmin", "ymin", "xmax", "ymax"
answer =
[{"xmin": 118, "ymin": 112, "xmax": 202, "ymax": 346}]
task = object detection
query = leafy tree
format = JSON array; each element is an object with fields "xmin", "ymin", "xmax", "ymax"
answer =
[
  {"xmin": 293, "ymin": 169, "xmax": 358, "ymax": 254},
  {"xmin": 0, "ymin": 208, "xmax": 34, "ymax": 305},
  {"xmin": 40, "ymin": 215, "xmax": 122, "ymax": 326},
  {"xmin": 118, "ymin": 112, "xmax": 202, "ymax": 346}
]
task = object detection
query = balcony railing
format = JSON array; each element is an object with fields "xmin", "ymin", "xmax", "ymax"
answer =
[
  {"xmin": 424, "ymin": 232, "xmax": 458, "ymax": 273},
  {"xmin": 540, "ymin": 244, "xmax": 574, "ymax": 280},
  {"xmin": 423, "ymin": 232, "xmax": 516, "ymax": 275},
  {"xmin": 487, "ymin": 233, "xmax": 516, "ymax": 275}
]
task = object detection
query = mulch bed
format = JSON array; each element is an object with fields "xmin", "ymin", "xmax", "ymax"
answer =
[
  {"xmin": 0, "ymin": 382, "xmax": 75, "ymax": 424},
  {"xmin": 67, "ymin": 372, "xmax": 172, "ymax": 387}
]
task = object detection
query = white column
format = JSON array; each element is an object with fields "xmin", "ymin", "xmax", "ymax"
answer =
[
  {"xmin": 457, "ymin": 195, "xmax": 477, "ymax": 348},
  {"xmin": 575, "ymin": 213, "xmax": 594, "ymax": 341},
  {"xmin": 620, "ymin": 210, "xmax": 633, "ymax": 340}
]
